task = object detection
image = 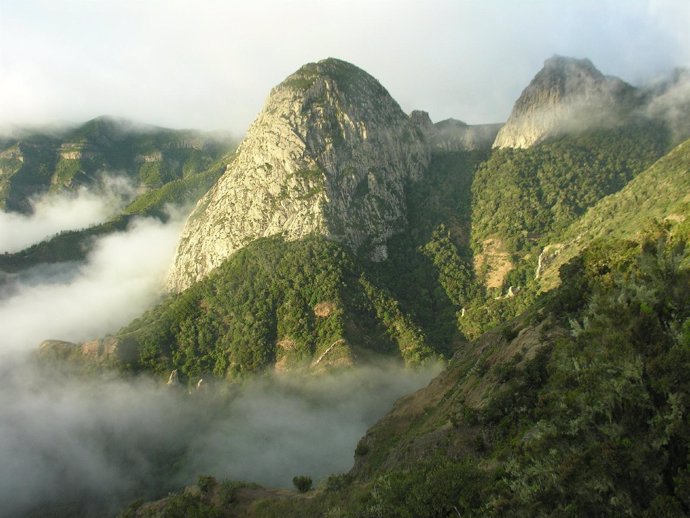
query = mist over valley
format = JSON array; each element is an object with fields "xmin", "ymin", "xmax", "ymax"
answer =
[{"xmin": 2, "ymin": 1, "xmax": 690, "ymax": 516}]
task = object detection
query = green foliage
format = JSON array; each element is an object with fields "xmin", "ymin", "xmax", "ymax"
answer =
[
  {"xmin": 407, "ymin": 149, "xmax": 486, "ymax": 249},
  {"xmin": 355, "ymin": 457, "xmax": 491, "ymax": 518},
  {"xmin": 123, "ymin": 165, "xmax": 226, "ymax": 218},
  {"xmin": 472, "ymin": 124, "xmax": 669, "ymax": 255},
  {"xmin": 118, "ymin": 235, "xmax": 441, "ymax": 380},
  {"xmin": 287, "ymin": 229, "xmax": 690, "ymax": 518},
  {"xmin": 358, "ymin": 276, "xmax": 436, "ymax": 365},
  {"xmin": 197, "ymin": 475, "xmax": 217, "ymax": 494},
  {"xmin": 120, "ymin": 478, "xmax": 256, "ymax": 518},
  {"xmin": 292, "ymin": 475, "xmax": 313, "ymax": 493},
  {"xmin": 354, "ymin": 442, "xmax": 370, "ymax": 457},
  {"xmin": 491, "ymin": 232, "xmax": 690, "ymax": 515},
  {"xmin": 534, "ymin": 137, "xmax": 690, "ymax": 290}
]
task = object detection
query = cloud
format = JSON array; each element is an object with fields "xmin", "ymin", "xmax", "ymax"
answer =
[
  {"xmin": 0, "ymin": 210, "xmax": 186, "ymax": 353},
  {"xmin": 0, "ymin": 175, "xmax": 137, "ymax": 254},
  {"xmin": 0, "ymin": 356, "xmax": 440, "ymax": 516},
  {"xmin": 180, "ymin": 362, "xmax": 441, "ymax": 488},
  {"xmin": 1, "ymin": 1, "xmax": 688, "ymax": 133},
  {"xmin": 645, "ymin": 68, "xmax": 690, "ymax": 142},
  {"xmin": 0, "ymin": 186, "xmax": 441, "ymax": 515}
]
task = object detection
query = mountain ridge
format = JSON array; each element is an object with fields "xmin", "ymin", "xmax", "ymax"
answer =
[{"xmin": 4, "ymin": 55, "xmax": 690, "ymax": 518}]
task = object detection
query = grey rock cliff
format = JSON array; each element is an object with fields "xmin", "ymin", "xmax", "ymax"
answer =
[
  {"xmin": 410, "ymin": 112, "xmax": 501, "ymax": 151},
  {"xmin": 166, "ymin": 58, "xmax": 429, "ymax": 292},
  {"xmin": 493, "ymin": 56, "xmax": 637, "ymax": 149},
  {"xmin": 432, "ymin": 118, "xmax": 502, "ymax": 151}
]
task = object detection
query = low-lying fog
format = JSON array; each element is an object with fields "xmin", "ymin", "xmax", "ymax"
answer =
[
  {"xmin": 0, "ymin": 357, "xmax": 439, "ymax": 516},
  {"xmin": 0, "ymin": 189, "xmax": 440, "ymax": 516},
  {"xmin": 0, "ymin": 175, "xmax": 137, "ymax": 254}
]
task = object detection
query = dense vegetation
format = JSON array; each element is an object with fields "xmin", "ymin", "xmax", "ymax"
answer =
[
  {"xmin": 107, "ymin": 149, "xmax": 495, "ymax": 381},
  {"xmin": 175, "ymin": 127, "xmax": 689, "ymax": 516},
  {"xmin": 471, "ymin": 123, "xmax": 669, "ymax": 255},
  {"xmin": 0, "ymin": 116, "xmax": 233, "ymax": 212},
  {"xmin": 238, "ymin": 222, "xmax": 690, "ymax": 517},
  {"xmin": 117, "ymin": 235, "xmax": 439, "ymax": 382}
]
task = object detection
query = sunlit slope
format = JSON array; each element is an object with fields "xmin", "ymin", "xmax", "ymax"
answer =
[
  {"xmin": 538, "ymin": 135, "xmax": 690, "ymax": 289},
  {"xmin": 106, "ymin": 236, "xmax": 442, "ymax": 380}
]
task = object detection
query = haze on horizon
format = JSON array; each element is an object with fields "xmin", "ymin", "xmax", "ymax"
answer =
[{"xmin": 1, "ymin": 0, "xmax": 689, "ymax": 135}]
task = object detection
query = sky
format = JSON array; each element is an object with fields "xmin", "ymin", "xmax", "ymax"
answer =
[{"xmin": 1, "ymin": 0, "xmax": 689, "ymax": 135}]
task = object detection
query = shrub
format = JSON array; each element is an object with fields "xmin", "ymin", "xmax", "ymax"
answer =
[{"xmin": 292, "ymin": 475, "xmax": 313, "ymax": 492}]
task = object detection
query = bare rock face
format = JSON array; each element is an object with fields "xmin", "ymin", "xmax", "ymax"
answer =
[
  {"xmin": 493, "ymin": 56, "xmax": 637, "ymax": 149},
  {"xmin": 166, "ymin": 58, "xmax": 429, "ymax": 292},
  {"xmin": 410, "ymin": 111, "xmax": 501, "ymax": 151},
  {"xmin": 431, "ymin": 118, "xmax": 502, "ymax": 151},
  {"xmin": 37, "ymin": 336, "xmax": 136, "ymax": 363}
]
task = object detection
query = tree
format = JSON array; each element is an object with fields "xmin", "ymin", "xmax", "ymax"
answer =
[{"xmin": 292, "ymin": 475, "xmax": 312, "ymax": 493}]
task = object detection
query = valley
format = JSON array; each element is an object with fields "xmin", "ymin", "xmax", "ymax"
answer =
[{"xmin": 2, "ymin": 54, "xmax": 690, "ymax": 517}]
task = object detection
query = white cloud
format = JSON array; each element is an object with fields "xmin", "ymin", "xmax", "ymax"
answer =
[
  {"xmin": 0, "ymin": 211, "xmax": 186, "ymax": 353},
  {"xmin": 0, "ymin": 356, "xmax": 440, "ymax": 516},
  {"xmin": 0, "ymin": 175, "xmax": 137, "ymax": 253},
  {"xmin": 1, "ymin": 0, "xmax": 688, "ymax": 133}
]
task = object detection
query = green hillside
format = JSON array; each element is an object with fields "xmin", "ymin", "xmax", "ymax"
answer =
[
  {"xmin": 0, "ymin": 156, "xmax": 230, "ymax": 272},
  {"xmin": 538, "ymin": 136, "xmax": 690, "ymax": 289},
  {"xmin": 113, "ymin": 235, "xmax": 440, "ymax": 381},
  {"xmin": 0, "ymin": 116, "xmax": 233, "ymax": 212},
  {"xmin": 10, "ymin": 80, "xmax": 690, "ymax": 518},
  {"xmin": 157, "ymin": 222, "xmax": 690, "ymax": 518},
  {"xmin": 472, "ymin": 122, "xmax": 668, "ymax": 257},
  {"xmin": 139, "ymin": 132, "xmax": 690, "ymax": 517}
]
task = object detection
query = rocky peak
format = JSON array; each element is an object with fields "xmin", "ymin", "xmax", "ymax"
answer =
[
  {"xmin": 165, "ymin": 58, "xmax": 429, "ymax": 292},
  {"xmin": 493, "ymin": 55, "xmax": 637, "ymax": 148},
  {"xmin": 409, "ymin": 110, "xmax": 435, "ymax": 134},
  {"xmin": 409, "ymin": 112, "xmax": 501, "ymax": 151}
]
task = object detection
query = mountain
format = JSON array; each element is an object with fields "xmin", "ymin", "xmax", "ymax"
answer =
[
  {"xmin": 493, "ymin": 56, "xmax": 638, "ymax": 149},
  {"xmin": 10, "ymin": 56, "xmax": 690, "ymax": 517},
  {"xmin": 536, "ymin": 135, "xmax": 690, "ymax": 290},
  {"xmin": 122, "ymin": 218, "xmax": 690, "ymax": 517},
  {"xmin": 0, "ymin": 117, "xmax": 236, "ymax": 272},
  {"xmin": 165, "ymin": 58, "xmax": 429, "ymax": 292},
  {"xmin": 410, "ymin": 111, "xmax": 501, "ymax": 151},
  {"xmin": 0, "ymin": 116, "xmax": 231, "ymax": 212}
]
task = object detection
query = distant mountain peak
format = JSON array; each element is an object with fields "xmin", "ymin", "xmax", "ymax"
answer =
[
  {"xmin": 493, "ymin": 56, "xmax": 636, "ymax": 148},
  {"xmin": 543, "ymin": 54, "xmax": 598, "ymax": 72}
]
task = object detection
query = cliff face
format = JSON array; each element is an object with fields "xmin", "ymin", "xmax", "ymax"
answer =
[
  {"xmin": 166, "ymin": 58, "xmax": 429, "ymax": 292},
  {"xmin": 410, "ymin": 112, "xmax": 501, "ymax": 151},
  {"xmin": 493, "ymin": 56, "xmax": 637, "ymax": 149}
]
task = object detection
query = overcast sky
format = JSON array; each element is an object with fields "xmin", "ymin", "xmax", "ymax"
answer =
[{"xmin": 1, "ymin": 0, "xmax": 688, "ymax": 135}]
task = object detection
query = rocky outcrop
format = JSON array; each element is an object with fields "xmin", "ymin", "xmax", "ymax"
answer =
[
  {"xmin": 534, "ymin": 243, "xmax": 563, "ymax": 279},
  {"xmin": 410, "ymin": 111, "xmax": 500, "ymax": 151},
  {"xmin": 166, "ymin": 58, "xmax": 430, "ymax": 292},
  {"xmin": 431, "ymin": 119, "xmax": 502, "ymax": 151},
  {"xmin": 37, "ymin": 336, "xmax": 136, "ymax": 363},
  {"xmin": 493, "ymin": 56, "xmax": 637, "ymax": 149}
]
